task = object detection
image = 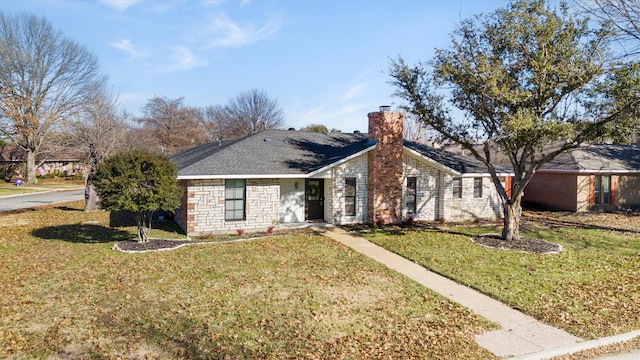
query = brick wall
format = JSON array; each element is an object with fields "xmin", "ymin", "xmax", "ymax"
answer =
[
  {"xmin": 367, "ymin": 111, "xmax": 404, "ymax": 224},
  {"xmin": 617, "ymin": 174, "xmax": 640, "ymax": 209},
  {"xmin": 524, "ymin": 172, "xmax": 579, "ymax": 211}
]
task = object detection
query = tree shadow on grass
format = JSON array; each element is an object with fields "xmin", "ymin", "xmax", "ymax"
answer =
[
  {"xmin": 54, "ymin": 205, "xmax": 83, "ymax": 212},
  {"xmin": 32, "ymin": 224, "xmax": 132, "ymax": 243}
]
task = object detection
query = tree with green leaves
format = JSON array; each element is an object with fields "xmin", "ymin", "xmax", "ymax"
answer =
[
  {"xmin": 299, "ymin": 124, "xmax": 329, "ymax": 133},
  {"xmin": 94, "ymin": 150, "xmax": 182, "ymax": 243},
  {"xmin": 390, "ymin": 0, "xmax": 640, "ymax": 241}
]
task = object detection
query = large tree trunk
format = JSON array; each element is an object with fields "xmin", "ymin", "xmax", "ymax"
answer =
[
  {"xmin": 502, "ymin": 195, "xmax": 522, "ymax": 241},
  {"xmin": 136, "ymin": 211, "xmax": 149, "ymax": 243},
  {"xmin": 26, "ymin": 149, "xmax": 36, "ymax": 184},
  {"xmin": 84, "ymin": 144, "xmax": 101, "ymax": 212},
  {"xmin": 84, "ymin": 179, "xmax": 100, "ymax": 211}
]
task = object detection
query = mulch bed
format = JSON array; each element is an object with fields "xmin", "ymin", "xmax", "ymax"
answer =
[
  {"xmin": 113, "ymin": 228, "xmax": 313, "ymax": 253},
  {"xmin": 472, "ymin": 234, "xmax": 562, "ymax": 254},
  {"xmin": 114, "ymin": 239, "xmax": 193, "ymax": 252}
]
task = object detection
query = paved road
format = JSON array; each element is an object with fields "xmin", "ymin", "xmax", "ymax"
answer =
[{"xmin": 0, "ymin": 189, "xmax": 85, "ymax": 212}]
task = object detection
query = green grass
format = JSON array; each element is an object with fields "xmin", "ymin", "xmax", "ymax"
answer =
[
  {"xmin": 0, "ymin": 201, "xmax": 495, "ymax": 359},
  {"xmin": 364, "ymin": 219, "xmax": 640, "ymax": 339}
]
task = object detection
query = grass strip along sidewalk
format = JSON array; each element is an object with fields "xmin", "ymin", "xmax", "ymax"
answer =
[{"xmin": 362, "ymin": 213, "xmax": 640, "ymax": 340}]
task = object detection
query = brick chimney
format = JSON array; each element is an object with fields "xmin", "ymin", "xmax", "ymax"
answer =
[{"xmin": 367, "ymin": 107, "xmax": 404, "ymax": 225}]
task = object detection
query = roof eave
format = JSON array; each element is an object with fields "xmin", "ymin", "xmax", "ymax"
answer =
[
  {"xmin": 537, "ymin": 168, "xmax": 640, "ymax": 174},
  {"xmin": 403, "ymin": 146, "xmax": 462, "ymax": 176},
  {"xmin": 305, "ymin": 144, "xmax": 376, "ymax": 177}
]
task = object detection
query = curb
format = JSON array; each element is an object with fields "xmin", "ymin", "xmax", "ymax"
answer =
[
  {"xmin": 513, "ymin": 331, "xmax": 640, "ymax": 360},
  {"xmin": 0, "ymin": 187, "xmax": 84, "ymax": 199}
]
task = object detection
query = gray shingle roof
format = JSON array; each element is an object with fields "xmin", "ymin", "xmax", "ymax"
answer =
[
  {"xmin": 173, "ymin": 129, "xmax": 372, "ymax": 178},
  {"xmin": 540, "ymin": 143, "xmax": 640, "ymax": 172},
  {"xmin": 404, "ymin": 141, "xmax": 498, "ymax": 174},
  {"xmin": 172, "ymin": 129, "xmax": 504, "ymax": 179}
]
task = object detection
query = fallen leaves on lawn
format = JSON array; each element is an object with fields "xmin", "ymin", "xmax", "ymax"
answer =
[{"xmin": 0, "ymin": 202, "xmax": 496, "ymax": 359}]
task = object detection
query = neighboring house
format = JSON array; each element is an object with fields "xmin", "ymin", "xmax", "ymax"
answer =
[
  {"xmin": 0, "ymin": 144, "xmax": 85, "ymax": 180},
  {"xmin": 173, "ymin": 109, "xmax": 511, "ymax": 236},
  {"xmin": 522, "ymin": 144, "xmax": 640, "ymax": 212}
]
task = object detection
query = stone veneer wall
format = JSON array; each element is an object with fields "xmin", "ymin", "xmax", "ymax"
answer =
[
  {"xmin": 331, "ymin": 153, "xmax": 368, "ymax": 224},
  {"xmin": 182, "ymin": 178, "xmax": 280, "ymax": 235},
  {"xmin": 448, "ymin": 176, "xmax": 502, "ymax": 221},
  {"xmin": 367, "ymin": 111, "xmax": 404, "ymax": 224},
  {"xmin": 402, "ymin": 154, "xmax": 441, "ymax": 221}
]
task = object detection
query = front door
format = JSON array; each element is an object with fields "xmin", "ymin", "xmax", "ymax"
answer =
[{"xmin": 306, "ymin": 179, "xmax": 324, "ymax": 220}]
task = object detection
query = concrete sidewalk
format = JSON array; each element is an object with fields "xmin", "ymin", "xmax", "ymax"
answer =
[{"xmin": 314, "ymin": 224, "xmax": 639, "ymax": 359}]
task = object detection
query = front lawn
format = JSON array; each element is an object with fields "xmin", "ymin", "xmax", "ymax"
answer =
[
  {"xmin": 0, "ymin": 201, "xmax": 495, "ymax": 359},
  {"xmin": 364, "ymin": 213, "xmax": 640, "ymax": 339}
]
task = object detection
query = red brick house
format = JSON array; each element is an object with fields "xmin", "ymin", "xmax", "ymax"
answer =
[
  {"xmin": 172, "ymin": 108, "xmax": 512, "ymax": 236},
  {"xmin": 523, "ymin": 144, "xmax": 640, "ymax": 212},
  {"xmin": 0, "ymin": 144, "xmax": 85, "ymax": 180}
]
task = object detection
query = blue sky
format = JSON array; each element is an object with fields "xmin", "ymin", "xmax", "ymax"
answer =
[{"xmin": 3, "ymin": 0, "xmax": 512, "ymax": 132}]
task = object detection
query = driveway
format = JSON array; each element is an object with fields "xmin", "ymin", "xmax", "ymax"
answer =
[{"xmin": 0, "ymin": 189, "xmax": 85, "ymax": 212}]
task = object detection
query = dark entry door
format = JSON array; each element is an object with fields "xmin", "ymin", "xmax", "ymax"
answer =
[{"xmin": 306, "ymin": 179, "xmax": 324, "ymax": 220}]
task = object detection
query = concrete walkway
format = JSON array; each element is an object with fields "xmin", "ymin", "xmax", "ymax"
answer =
[{"xmin": 314, "ymin": 224, "xmax": 639, "ymax": 359}]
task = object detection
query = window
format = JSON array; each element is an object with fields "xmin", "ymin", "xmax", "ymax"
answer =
[
  {"xmin": 345, "ymin": 177, "xmax": 356, "ymax": 216},
  {"xmin": 452, "ymin": 177, "xmax": 462, "ymax": 198},
  {"xmin": 594, "ymin": 175, "xmax": 611, "ymax": 205},
  {"xmin": 473, "ymin": 177, "xmax": 482, "ymax": 198},
  {"xmin": 225, "ymin": 179, "xmax": 245, "ymax": 220},
  {"xmin": 406, "ymin": 177, "xmax": 417, "ymax": 215}
]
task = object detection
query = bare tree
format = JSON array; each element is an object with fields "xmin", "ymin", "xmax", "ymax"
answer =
[
  {"xmin": 222, "ymin": 89, "xmax": 284, "ymax": 138},
  {"xmin": 577, "ymin": 0, "xmax": 640, "ymax": 56},
  {"xmin": 199, "ymin": 104, "xmax": 228, "ymax": 142},
  {"xmin": 0, "ymin": 12, "xmax": 100, "ymax": 183},
  {"xmin": 137, "ymin": 96, "xmax": 208, "ymax": 153},
  {"xmin": 403, "ymin": 112, "xmax": 436, "ymax": 144},
  {"xmin": 66, "ymin": 81, "xmax": 127, "ymax": 211}
]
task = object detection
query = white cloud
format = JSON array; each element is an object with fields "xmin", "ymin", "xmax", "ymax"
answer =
[
  {"xmin": 109, "ymin": 39, "xmax": 143, "ymax": 58},
  {"xmin": 202, "ymin": 0, "xmax": 227, "ymax": 6},
  {"xmin": 341, "ymin": 83, "xmax": 367, "ymax": 101},
  {"xmin": 202, "ymin": 13, "xmax": 282, "ymax": 48},
  {"xmin": 99, "ymin": 0, "xmax": 142, "ymax": 11},
  {"xmin": 158, "ymin": 45, "xmax": 207, "ymax": 72},
  {"xmin": 240, "ymin": 0, "xmax": 252, "ymax": 7}
]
